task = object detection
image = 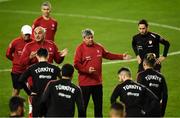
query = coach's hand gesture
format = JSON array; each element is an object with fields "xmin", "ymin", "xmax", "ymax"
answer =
[
  {"xmin": 30, "ymin": 51, "xmax": 37, "ymax": 59},
  {"xmin": 136, "ymin": 55, "xmax": 141, "ymax": 64},
  {"xmin": 123, "ymin": 54, "xmax": 132, "ymax": 60},
  {"xmin": 89, "ymin": 67, "xmax": 96, "ymax": 74},
  {"xmin": 60, "ymin": 48, "xmax": 68, "ymax": 57}
]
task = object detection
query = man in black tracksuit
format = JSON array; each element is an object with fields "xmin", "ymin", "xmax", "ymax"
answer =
[
  {"xmin": 137, "ymin": 53, "xmax": 168, "ymax": 116},
  {"xmin": 19, "ymin": 48, "xmax": 61, "ymax": 117},
  {"xmin": 40, "ymin": 64, "xmax": 85, "ymax": 117},
  {"xmin": 111, "ymin": 67, "xmax": 160, "ymax": 117},
  {"xmin": 132, "ymin": 19, "xmax": 170, "ymax": 72}
]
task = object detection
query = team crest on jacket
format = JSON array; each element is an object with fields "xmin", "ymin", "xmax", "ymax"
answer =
[
  {"xmin": 49, "ymin": 47, "xmax": 52, "ymax": 51},
  {"xmin": 149, "ymin": 40, "xmax": 152, "ymax": 44},
  {"xmin": 97, "ymin": 50, "xmax": 100, "ymax": 53}
]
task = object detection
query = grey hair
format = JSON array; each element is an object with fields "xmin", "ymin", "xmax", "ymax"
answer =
[
  {"xmin": 41, "ymin": 1, "xmax": 52, "ymax": 9},
  {"xmin": 34, "ymin": 26, "xmax": 46, "ymax": 34},
  {"xmin": 82, "ymin": 28, "xmax": 94, "ymax": 38}
]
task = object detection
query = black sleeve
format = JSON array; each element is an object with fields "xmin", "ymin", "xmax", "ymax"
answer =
[
  {"xmin": 143, "ymin": 87, "xmax": 160, "ymax": 116},
  {"xmin": 136, "ymin": 73, "xmax": 142, "ymax": 83},
  {"xmin": 161, "ymin": 77, "xmax": 168, "ymax": 116},
  {"xmin": 39, "ymin": 82, "xmax": 52, "ymax": 116},
  {"xmin": 132, "ymin": 37, "xmax": 139, "ymax": 56},
  {"xmin": 159, "ymin": 36, "xmax": 170, "ymax": 57},
  {"xmin": 75, "ymin": 87, "xmax": 85, "ymax": 117},
  {"xmin": 56, "ymin": 66, "xmax": 61, "ymax": 79},
  {"xmin": 111, "ymin": 85, "xmax": 121, "ymax": 104},
  {"xmin": 19, "ymin": 68, "xmax": 32, "ymax": 95}
]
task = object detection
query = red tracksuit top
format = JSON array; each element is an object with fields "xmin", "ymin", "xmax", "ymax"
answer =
[
  {"xmin": 74, "ymin": 42, "xmax": 124, "ymax": 86},
  {"xmin": 20, "ymin": 40, "xmax": 63, "ymax": 68},
  {"xmin": 32, "ymin": 16, "xmax": 57, "ymax": 41},
  {"xmin": 6, "ymin": 37, "xmax": 32, "ymax": 74}
]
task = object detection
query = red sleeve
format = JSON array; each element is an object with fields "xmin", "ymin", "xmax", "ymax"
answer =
[
  {"xmin": 53, "ymin": 43, "xmax": 64, "ymax": 64},
  {"xmin": 31, "ymin": 19, "xmax": 39, "ymax": 40},
  {"xmin": 6, "ymin": 40, "xmax": 15, "ymax": 60},
  {"xmin": 74, "ymin": 46, "xmax": 89, "ymax": 74},
  {"xmin": 101, "ymin": 45, "xmax": 124, "ymax": 60},
  {"xmin": 20, "ymin": 44, "xmax": 31, "ymax": 66}
]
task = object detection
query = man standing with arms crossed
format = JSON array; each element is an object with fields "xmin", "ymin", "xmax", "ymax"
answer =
[
  {"xmin": 6, "ymin": 25, "xmax": 32, "ymax": 96},
  {"xmin": 32, "ymin": 1, "xmax": 57, "ymax": 41},
  {"xmin": 74, "ymin": 28, "xmax": 131, "ymax": 117},
  {"xmin": 132, "ymin": 19, "xmax": 170, "ymax": 72}
]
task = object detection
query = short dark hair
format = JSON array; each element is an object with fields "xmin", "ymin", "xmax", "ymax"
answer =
[
  {"xmin": 61, "ymin": 64, "xmax": 74, "ymax": 77},
  {"xmin": 9, "ymin": 96, "xmax": 25, "ymax": 112},
  {"xmin": 143, "ymin": 53, "xmax": 156, "ymax": 67},
  {"xmin": 138, "ymin": 19, "xmax": 148, "ymax": 27},
  {"xmin": 37, "ymin": 48, "xmax": 48, "ymax": 57},
  {"xmin": 110, "ymin": 102, "xmax": 126, "ymax": 117},
  {"xmin": 117, "ymin": 67, "xmax": 131, "ymax": 77},
  {"xmin": 41, "ymin": 1, "xmax": 51, "ymax": 9}
]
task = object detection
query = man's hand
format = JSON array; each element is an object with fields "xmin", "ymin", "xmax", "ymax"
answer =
[
  {"xmin": 156, "ymin": 56, "xmax": 166, "ymax": 64},
  {"xmin": 31, "ymin": 92, "xmax": 37, "ymax": 96},
  {"xmin": 88, "ymin": 67, "xmax": 96, "ymax": 74},
  {"xmin": 60, "ymin": 48, "xmax": 68, "ymax": 57},
  {"xmin": 29, "ymin": 51, "xmax": 37, "ymax": 59},
  {"xmin": 136, "ymin": 55, "xmax": 141, "ymax": 64},
  {"xmin": 123, "ymin": 54, "xmax": 132, "ymax": 60}
]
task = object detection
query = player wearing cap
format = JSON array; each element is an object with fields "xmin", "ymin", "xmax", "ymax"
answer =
[
  {"xmin": 40, "ymin": 64, "xmax": 85, "ymax": 117},
  {"xmin": 111, "ymin": 67, "xmax": 161, "ymax": 117},
  {"xmin": 19, "ymin": 48, "xmax": 61, "ymax": 117},
  {"xmin": 6, "ymin": 25, "xmax": 32, "ymax": 96},
  {"xmin": 32, "ymin": 1, "xmax": 57, "ymax": 41},
  {"xmin": 74, "ymin": 28, "xmax": 131, "ymax": 117},
  {"xmin": 132, "ymin": 19, "xmax": 170, "ymax": 72},
  {"xmin": 137, "ymin": 53, "xmax": 168, "ymax": 116}
]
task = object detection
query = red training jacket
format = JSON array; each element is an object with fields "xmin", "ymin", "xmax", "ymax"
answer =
[
  {"xmin": 74, "ymin": 42, "xmax": 124, "ymax": 86},
  {"xmin": 32, "ymin": 16, "xmax": 57, "ymax": 41},
  {"xmin": 20, "ymin": 40, "xmax": 63, "ymax": 68},
  {"xmin": 6, "ymin": 37, "xmax": 32, "ymax": 74}
]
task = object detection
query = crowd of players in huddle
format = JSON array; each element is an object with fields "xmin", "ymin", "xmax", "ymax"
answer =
[{"xmin": 6, "ymin": 1, "xmax": 170, "ymax": 117}]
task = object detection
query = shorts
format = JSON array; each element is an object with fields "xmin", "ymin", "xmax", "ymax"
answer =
[{"xmin": 11, "ymin": 72, "xmax": 23, "ymax": 89}]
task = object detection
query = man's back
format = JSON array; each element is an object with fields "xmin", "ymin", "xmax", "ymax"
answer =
[
  {"xmin": 137, "ymin": 68, "xmax": 167, "ymax": 100},
  {"xmin": 41, "ymin": 79, "xmax": 84, "ymax": 117},
  {"xmin": 111, "ymin": 80, "xmax": 160, "ymax": 117},
  {"xmin": 20, "ymin": 61, "xmax": 60, "ymax": 95}
]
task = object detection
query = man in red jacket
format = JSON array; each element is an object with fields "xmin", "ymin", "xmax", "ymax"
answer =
[
  {"xmin": 31, "ymin": 1, "xmax": 57, "ymax": 41},
  {"xmin": 6, "ymin": 25, "xmax": 32, "ymax": 96},
  {"xmin": 74, "ymin": 28, "xmax": 131, "ymax": 117},
  {"xmin": 20, "ymin": 26, "xmax": 67, "ymax": 117},
  {"xmin": 21, "ymin": 26, "xmax": 67, "ymax": 67}
]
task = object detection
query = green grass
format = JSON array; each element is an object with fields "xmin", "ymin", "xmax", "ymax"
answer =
[{"xmin": 0, "ymin": 0, "xmax": 180, "ymax": 117}]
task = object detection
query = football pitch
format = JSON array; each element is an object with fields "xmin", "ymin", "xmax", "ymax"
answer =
[{"xmin": 0, "ymin": 0, "xmax": 180, "ymax": 117}]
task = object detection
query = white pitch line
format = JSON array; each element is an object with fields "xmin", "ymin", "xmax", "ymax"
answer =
[
  {"xmin": 0, "ymin": 9, "xmax": 180, "ymax": 71},
  {"xmin": 0, "ymin": 51, "xmax": 180, "ymax": 72},
  {"xmin": 0, "ymin": 0, "xmax": 11, "ymax": 3},
  {"xmin": 0, "ymin": 9, "xmax": 180, "ymax": 31}
]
